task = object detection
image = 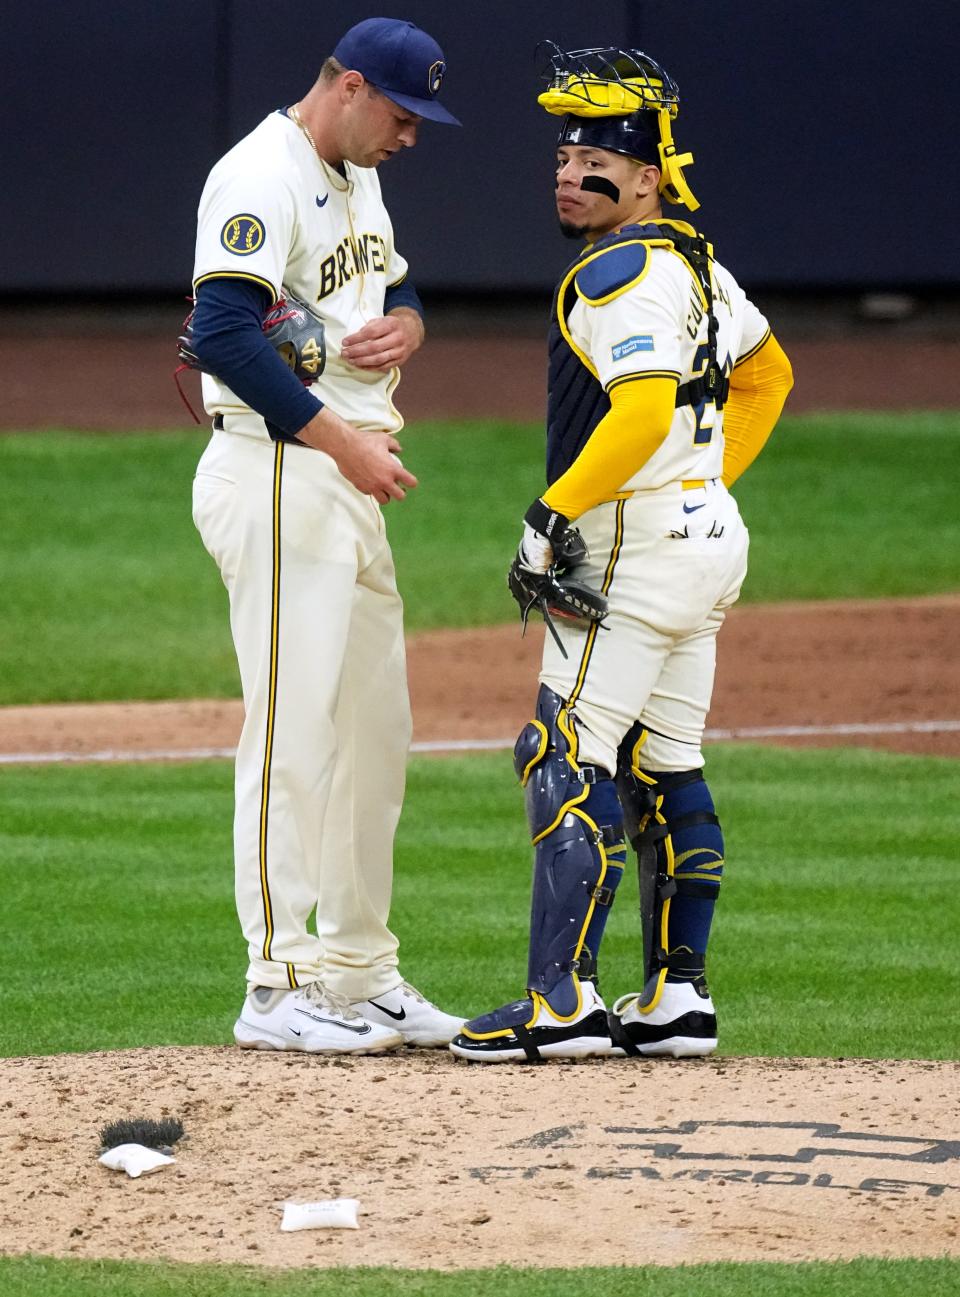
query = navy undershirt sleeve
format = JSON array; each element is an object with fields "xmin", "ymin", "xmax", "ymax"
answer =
[
  {"xmin": 190, "ymin": 277, "xmax": 323, "ymax": 440},
  {"xmin": 383, "ymin": 277, "xmax": 424, "ymax": 317}
]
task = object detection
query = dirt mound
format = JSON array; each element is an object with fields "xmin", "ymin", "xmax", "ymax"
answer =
[{"xmin": 0, "ymin": 1049, "xmax": 956, "ymax": 1270}]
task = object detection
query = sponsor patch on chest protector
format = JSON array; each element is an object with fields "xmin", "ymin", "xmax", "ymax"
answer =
[{"xmin": 611, "ymin": 334, "xmax": 655, "ymax": 361}]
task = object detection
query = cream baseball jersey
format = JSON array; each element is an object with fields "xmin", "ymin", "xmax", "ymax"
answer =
[
  {"xmin": 193, "ymin": 110, "xmax": 409, "ymax": 436},
  {"xmin": 565, "ymin": 246, "xmax": 770, "ymax": 491}
]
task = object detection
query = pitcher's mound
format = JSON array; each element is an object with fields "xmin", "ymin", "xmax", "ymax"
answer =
[{"xmin": 1, "ymin": 1049, "xmax": 957, "ymax": 1270}]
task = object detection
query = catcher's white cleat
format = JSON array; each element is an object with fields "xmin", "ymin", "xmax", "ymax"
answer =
[
  {"xmin": 608, "ymin": 978, "xmax": 718, "ymax": 1058},
  {"xmin": 350, "ymin": 980, "xmax": 465, "ymax": 1047},
  {"xmin": 234, "ymin": 982, "xmax": 403, "ymax": 1054}
]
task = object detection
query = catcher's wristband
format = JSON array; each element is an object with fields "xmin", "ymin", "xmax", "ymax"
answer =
[
  {"xmin": 524, "ymin": 498, "xmax": 571, "ymax": 544},
  {"xmin": 524, "ymin": 498, "xmax": 589, "ymax": 571}
]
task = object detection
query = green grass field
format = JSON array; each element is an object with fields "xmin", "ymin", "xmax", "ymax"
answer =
[
  {"xmin": 0, "ymin": 412, "xmax": 957, "ymax": 704},
  {"xmin": 1, "ymin": 414, "xmax": 958, "ymax": 1294},
  {"xmin": 4, "ymin": 1256, "xmax": 958, "ymax": 1297},
  {"xmin": 1, "ymin": 746, "xmax": 957, "ymax": 1060}
]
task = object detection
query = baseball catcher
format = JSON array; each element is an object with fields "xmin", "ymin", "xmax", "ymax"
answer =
[{"xmin": 451, "ymin": 43, "xmax": 793, "ymax": 1063}]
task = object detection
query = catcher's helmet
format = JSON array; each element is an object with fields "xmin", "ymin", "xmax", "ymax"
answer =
[{"xmin": 538, "ymin": 43, "xmax": 698, "ymax": 210}]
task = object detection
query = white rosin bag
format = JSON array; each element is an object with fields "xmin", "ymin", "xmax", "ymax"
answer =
[
  {"xmin": 280, "ymin": 1198, "xmax": 360, "ymax": 1231},
  {"xmin": 99, "ymin": 1144, "xmax": 176, "ymax": 1178}
]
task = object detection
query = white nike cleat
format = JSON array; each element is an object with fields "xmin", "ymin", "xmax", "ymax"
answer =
[
  {"xmin": 234, "ymin": 982, "xmax": 403, "ymax": 1054},
  {"xmin": 608, "ymin": 978, "xmax": 718, "ymax": 1058},
  {"xmin": 350, "ymin": 980, "xmax": 464, "ymax": 1047}
]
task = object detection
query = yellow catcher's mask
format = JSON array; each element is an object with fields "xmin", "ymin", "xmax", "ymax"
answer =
[
  {"xmin": 538, "ymin": 72, "xmax": 677, "ymax": 119},
  {"xmin": 538, "ymin": 45, "xmax": 699, "ymax": 211}
]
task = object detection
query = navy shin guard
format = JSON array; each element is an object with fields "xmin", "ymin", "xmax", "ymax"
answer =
[{"xmin": 515, "ymin": 687, "xmax": 625, "ymax": 1015}]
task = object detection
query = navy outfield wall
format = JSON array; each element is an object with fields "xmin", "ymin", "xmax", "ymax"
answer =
[{"xmin": 0, "ymin": 0, "xmax": 954, "ymax": 294}]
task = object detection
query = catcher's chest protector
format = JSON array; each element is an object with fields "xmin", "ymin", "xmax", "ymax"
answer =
[{"xmin": 546, "ymin": 278, "xmax": 610, "ymax": 485}]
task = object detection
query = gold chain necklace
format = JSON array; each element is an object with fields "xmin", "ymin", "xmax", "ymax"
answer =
[{"xmin": 289, "ymin": 104, "xmax": 319, "ymax": 156}]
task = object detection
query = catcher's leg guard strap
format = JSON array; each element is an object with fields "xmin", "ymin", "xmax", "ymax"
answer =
[
  {"xmin": 514, "ymin": 686, "xmax": 625, "ymax": 1016},
  {"xmin": 616, "ymin": 723, "xmax": 662, "ymax": 980}
]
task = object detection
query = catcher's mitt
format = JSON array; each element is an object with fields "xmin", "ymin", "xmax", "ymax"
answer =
[
  {"xmin": 508, "ymin": 521, "xmax": 608, "ymax": 660},
  {"xmin": 175, "ymin": 293, "xmax": 326, "ymax": 422}
]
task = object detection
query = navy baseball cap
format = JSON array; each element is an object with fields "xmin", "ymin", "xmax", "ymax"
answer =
[{"xmin": 333, "ymin": 17, "xmax": 460, "ymax": 125}]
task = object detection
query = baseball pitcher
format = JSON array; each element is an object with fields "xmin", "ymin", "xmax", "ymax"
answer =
[{"xmin": 190, "ymin": 19, "xmax": 463, "ymax": 1054}]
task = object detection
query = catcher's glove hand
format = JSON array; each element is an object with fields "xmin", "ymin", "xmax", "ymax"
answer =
[{"xmin": 508, "ymin": 498, "xmax": 608, "ymax": 659}]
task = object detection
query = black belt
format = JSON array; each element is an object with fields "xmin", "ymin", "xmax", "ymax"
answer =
[
  {"xmin": 211, "ymin": 412, "xmax": 303, "ymax": 447},
  {"xmin": 578, "ymin": 764, "xmax": 612, "ymax": 784}
]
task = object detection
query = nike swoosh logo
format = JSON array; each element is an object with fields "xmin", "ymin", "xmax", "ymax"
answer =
[
  {"xmin": 287, "ymin": 1026, "xmax": 302, "ymax": 1036},
  {"xmin": 682, "ymin": 502, "xmax": 706, "ymax": 514},
  {"xmin": 294, "ymin": 1008, "xmax": 371, "ymax": 1034},
  {"xmin": 368, "ymin": 998, "xmax": 407, "ymax": 1022},
  {"xmin": 315, "ymin": 194, "xmax": 328, "ymax": 208}
]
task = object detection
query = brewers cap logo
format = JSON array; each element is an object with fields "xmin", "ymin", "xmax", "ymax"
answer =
[
  {"xmin": 428, "ymin": 59, "xmax": 445, "ymax": 95},
  {"xmin": 220, "ymin": 214, "xmax": 266, "ymax": 256}
]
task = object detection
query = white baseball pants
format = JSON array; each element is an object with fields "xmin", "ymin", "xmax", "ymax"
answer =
[
  {"xmin": 540, "ymin": 479, "xmax": 749, "ymax": 774},
  {"xmin": 192, "ymin": 429, "xmax": 410, "ymax": 999}
]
